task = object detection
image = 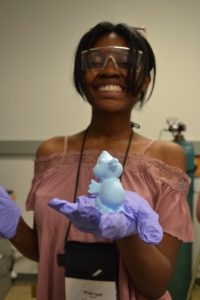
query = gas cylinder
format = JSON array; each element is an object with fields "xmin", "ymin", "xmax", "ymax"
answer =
[{"xmin": 164, "ymin": 118, "xmax": 195, "ymax": 300}]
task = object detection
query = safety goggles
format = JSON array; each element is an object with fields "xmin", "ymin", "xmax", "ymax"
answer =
[{"xmin": 81, "ymin": 46, "xmax": 142, "ymax": 71}]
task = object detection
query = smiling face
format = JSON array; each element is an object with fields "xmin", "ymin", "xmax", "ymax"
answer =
[{"xmin": 82, "ymin": 33, "xmax": 140, "ymax": 113}]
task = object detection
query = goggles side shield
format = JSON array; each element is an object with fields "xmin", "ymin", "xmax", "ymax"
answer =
[{"xmin": 81, "ymin": 46, "xmax": 142, "ymax": 71}]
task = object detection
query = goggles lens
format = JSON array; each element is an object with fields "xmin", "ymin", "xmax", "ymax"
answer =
[{"xmin": 81, "ymin": 46, "xmax": 142, "ymax": 71}]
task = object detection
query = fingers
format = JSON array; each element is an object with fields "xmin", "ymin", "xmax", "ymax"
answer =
[{"xmin": 48, "ymin": 199, "xmax": 77, "ymax": 214}]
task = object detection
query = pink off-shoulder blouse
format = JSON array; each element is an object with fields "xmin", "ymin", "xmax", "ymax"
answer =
[{"xmin": 26, "ymin": 138, "xmax": 194, "ymax": 300}]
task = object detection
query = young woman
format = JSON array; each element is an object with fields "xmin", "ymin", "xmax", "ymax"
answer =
[{"xmin": 0, "ymin": 22, "xmax": 193, "ymax": 300}]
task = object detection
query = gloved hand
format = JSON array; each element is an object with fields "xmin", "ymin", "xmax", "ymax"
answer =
[
  {"xmin": 49, "ymin": 191, "xmax": 163, "ymax": 244},
  {"xmin": 0, "ymin": 186, "xmax": 21, "ymax": 239}
]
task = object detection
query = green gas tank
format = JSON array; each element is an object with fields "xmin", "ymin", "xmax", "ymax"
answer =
[
  {"xmin": 174, "ymin": 135, "xmax": 195, "ymax": 213},
  {"xmin": 166, "ymin": 120, "xmax": 195, "ymax": 300}
]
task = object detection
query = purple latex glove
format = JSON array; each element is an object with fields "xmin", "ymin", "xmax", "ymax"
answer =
[
  {"xmin": 49, "ymin": 191, "xmax": 163, "ymax": 244},
  {"xmin": 49, "ymin": 195, "xmax": 102, "ymax": 235},
  {"xmin": 0, "ymin": 186, "xmax": 21, "ymax": 239}
]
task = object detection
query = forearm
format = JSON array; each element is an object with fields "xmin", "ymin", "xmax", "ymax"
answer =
[
  {"xmin": 10, "ymin": 217, "xmax": 39, "ymax": 262},
  {"xmin": 117, "ymin": 235, "xmax": 174, "ymax": 299}
]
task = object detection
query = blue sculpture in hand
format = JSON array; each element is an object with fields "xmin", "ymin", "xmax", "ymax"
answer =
[
  {"xmin": 88, "ymin": 151, "xmax": 125, "ymax": 213},
  {"xmin": 49, "ymin": 150, "xmax": 163, "ymax": 243}
]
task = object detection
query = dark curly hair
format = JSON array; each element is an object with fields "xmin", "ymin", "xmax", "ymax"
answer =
[{"xmin": 73, "ymin": 21, "xmax": 156, "ymax": 107}]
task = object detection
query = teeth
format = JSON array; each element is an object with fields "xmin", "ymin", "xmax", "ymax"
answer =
[{"xmin": 98, "ymin": 85, "xmax": 122, "ymax": 92}]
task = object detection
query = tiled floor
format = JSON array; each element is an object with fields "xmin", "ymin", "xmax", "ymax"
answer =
[
  {"xmin": 4, "ymin": 285, "xmax": 36, "ymax": 300},
  {"xmin": 3, "ymin": 273, "xmax": 37, "ymax": 300},
  {"xmin": 190, "ymin": 287, "xmax": 200, "ymax": 300}
]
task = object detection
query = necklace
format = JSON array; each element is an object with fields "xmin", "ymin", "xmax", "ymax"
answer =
[{"xmin": 65, "ymin": 122, "xmax": 137, "ymax": 240}]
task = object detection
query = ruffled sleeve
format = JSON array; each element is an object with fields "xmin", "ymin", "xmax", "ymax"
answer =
[
  {"xmin": 153, "ymin": 163, "xmax": 194, "ymax": 242},
  {"xmin": 26, "ymin": 157, "xmax": 54, "ymax": 210}
]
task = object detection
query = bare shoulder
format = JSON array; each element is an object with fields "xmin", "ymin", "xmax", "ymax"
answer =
[
  {"xmin": 36, "ymin": 131, "xmax": 85, "ymax": 157},
  {"xmin": 36, "ymin": 136, "xmax": 65, "ymax": 157},
  {"xmin": 147, "ymin": 140, "xmax": 186, "ymax": 172}
]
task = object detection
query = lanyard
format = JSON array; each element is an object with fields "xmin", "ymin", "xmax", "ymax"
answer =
[
  {"xmin": 65, "ymin": 122, "xmax": 136, "ymax": 241},
  {"xmin": 59, "ymin": 122, "xmax": 139, "ymax": 300}
]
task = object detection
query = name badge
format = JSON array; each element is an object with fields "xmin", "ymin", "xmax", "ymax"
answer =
[
  {"xmin": 57, "ymin": 241, "xmax": 119, "ymax": 300},
  {"xmin": 65, "ymin": 278, "xmax": 117, "ymax": 300}
]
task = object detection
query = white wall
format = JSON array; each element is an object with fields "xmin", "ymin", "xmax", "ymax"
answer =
[
  {"xmin": 0, "ymin": 0, "xmax": 200, "ymax": 273},
  {"xmin": 0, "ymin": 0, "xmax": 200, "ymax": 140}
]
